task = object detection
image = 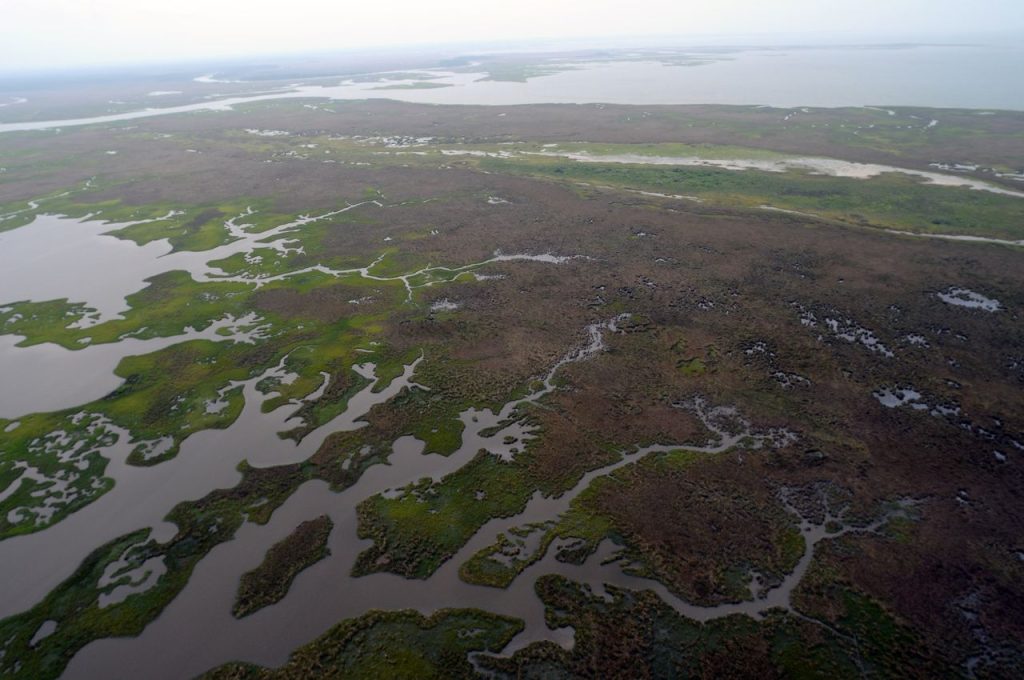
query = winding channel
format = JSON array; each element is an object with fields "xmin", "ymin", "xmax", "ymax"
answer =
[
  {"xmin": 1, "ymin": 200, "xmax": 910, "ymax": 678},
  {"xmin": 60, "ymin": 318, "xmax": 895, "ymax": 679},
  {"xmin": 0, "ymin": 205, "xmax": 574, "ymax": 418}
]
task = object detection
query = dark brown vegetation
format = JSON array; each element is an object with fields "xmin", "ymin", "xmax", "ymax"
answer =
[
  {"xmin": 233, "ymin": 515, "xmax": 333, "ymax": 618},
  {"xmin": 1, "ymin": 99, "xmax": 1022, "ymax": 677},
  {"xmin": 477, "ymin": 575, "xmax": 953, "ymax": 679}
]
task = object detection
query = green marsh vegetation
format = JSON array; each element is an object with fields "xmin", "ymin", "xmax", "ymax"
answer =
[
  {"xmin": 478, "ymin": 153, "xmax": 1024, "ymax": 241},
  {"xmin": 1, "ymin": 100, "xmax": 1021, "ymax": 677},
  {"xmin": 204, "ymin": 609, "xmax": 522, "ymax": 679}
]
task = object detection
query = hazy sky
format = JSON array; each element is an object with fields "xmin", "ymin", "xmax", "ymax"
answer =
[{"xmin": 4, "ymin": 0, "xmax": 1024, "ymax": 71}]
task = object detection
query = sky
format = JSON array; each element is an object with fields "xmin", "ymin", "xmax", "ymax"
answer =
[{"xmin": 4, "ymin": 0, "xmax": 1024, "ymax": 71}]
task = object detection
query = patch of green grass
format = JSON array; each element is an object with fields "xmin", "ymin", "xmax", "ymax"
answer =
[
  {"xmin": 473, "ymin": 62, "xmax": 577, "ymax": 83},
  {"xmin": 21, "ymin": 195, "xmax": 264, "ymax": 253},
  {"xmin": 99, "ymin": 339, "xmax": 255, "ymax": 464},
  {"xmin": 106, "ymin": 206, "xmax": 235, "ymax": 252},
  {"xmin": 0, "ymin": 336, "xmax": 272, "ymax": 538},
  {"xmin": 543, "ymin": 141, "xmax": 793, "ymax": 161},
  {"xmin": 0, "ymin": 234, "xmax": 477, "ymax": 538},
  {"xmin": 677, "ymin": 356, "xmax": 707, "ymax": 376},
  {"xmin": 459, "ymin": 522, "xmax": 556, "ymax": 588},
  {"xmin": 204, "ymin": 609, "xmax": 523, "ymax": 679},
  {"xmin": 480, "ymin": 155, "xmax": 1024, "ymax": 241},
  {"xmin": 0, "ymin": 458, "xmax": 311, "ymax": 680},
  {"xmin": 354, "ymin": 452, "xmax": 536, "ymax": 578},
  {"xmin": 0, "ymin": 529, "xmax": 157, "ymax": 680},
  {"xmin": 0, "ymin": 270, "xmax": 255, "ymax": 350},
  {"xmin": 412, "ymin": 414, "xmax": 466, "ymax": 457},
  {"xmin": 0, "ymin": 411, "xmax": 117, "ymax": 539}
]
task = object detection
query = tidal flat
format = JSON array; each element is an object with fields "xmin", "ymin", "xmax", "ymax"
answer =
[{"xmin": 0, "ymin": 95, "xmax": 1022, "ymax": 679}]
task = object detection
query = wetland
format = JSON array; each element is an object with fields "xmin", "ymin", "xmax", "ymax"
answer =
[{"xmin": 0, "ymin": 50, "xmax": 1023, "ymax": 678}]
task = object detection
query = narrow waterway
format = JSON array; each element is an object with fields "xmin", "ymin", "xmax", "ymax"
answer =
[
  {"xmin": 0, "ymin": 206, "xmax": 579, "ymax": 418},
  {"xmin": 58, "ymin": 319, "xmax": 882, "ymax": 680},
  {"xmin": 0, "ymin": 358, "xmax": 422, "ymax": 619}
]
